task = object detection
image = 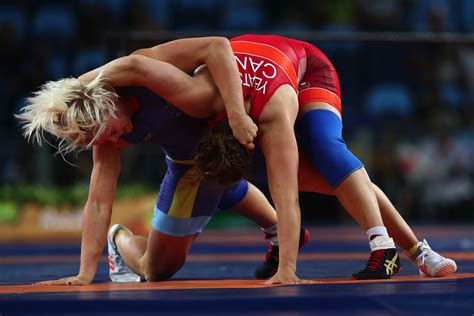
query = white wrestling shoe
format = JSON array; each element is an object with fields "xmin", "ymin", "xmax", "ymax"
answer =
[
  {"xmin": 107, "ymin": 224, "xmax": 141, "ymax": 283},
  {"xmin": 407, "ymin": 239, "xmax": 457, "ymax": 277}
]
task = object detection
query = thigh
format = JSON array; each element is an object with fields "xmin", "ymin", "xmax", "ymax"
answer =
[
  {"xmin": 298, "ymin": 150, "xmax": 335, "ymax": 195},
  {"xmin": 217, "ymin": 180, "xmax": 249, "ymax": 210},
  {"xmin": 250, "ymin": 146, "xmax": 335, "ymax": 195},
  {"xmin": 153, "ymin": 157, "xmax": 225, "ymax": 236},
  {"xmin": 144, "ymin": 158, "xmax": 237, "ymax": 279}
]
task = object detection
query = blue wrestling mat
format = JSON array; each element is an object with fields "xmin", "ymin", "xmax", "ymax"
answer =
[{"xmin": 0, "ymin": 225, "xmax": 473, "ymax": 315}]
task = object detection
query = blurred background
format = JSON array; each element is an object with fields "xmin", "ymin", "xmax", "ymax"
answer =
[{"xmin": 0, "ymin": 0, "xmax": 473, "ymax": 241}]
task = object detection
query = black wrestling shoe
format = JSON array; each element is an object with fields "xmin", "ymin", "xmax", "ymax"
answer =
[
  {"xmin": 352, "ymin": 236, "xmax": 401, "ymax": 280},
  {"xmin": 254, "ymin": 228, "xmax": 310, "ymax": 280}
]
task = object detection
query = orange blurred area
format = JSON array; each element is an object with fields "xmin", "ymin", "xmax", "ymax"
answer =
[{"xmin": 0, "ymin": 195, "xmax": 155, "ymax": 243}]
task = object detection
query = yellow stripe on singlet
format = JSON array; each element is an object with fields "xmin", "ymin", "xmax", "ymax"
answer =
[
  {"xmin": 165, "ymin": 155, "xmax": 194, "ymax": 165},
  {"xmin": 166, "ymin": 157, "xmax": 201, "ymax": 219}
]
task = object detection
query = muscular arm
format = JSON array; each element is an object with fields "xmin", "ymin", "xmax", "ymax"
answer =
[
  {"xmin": 133, "ymin": 37, "xmax": 257, "ymax": 149},
  {"xmin": 258, "ymin": 87, "xmax": 301, "ymax": 283},
  {"xmin": 39, "ymin": 143, "xmax": 121, "ymax": 285},
  {"xmin": 79, "ymin": 55, "xmax": 219, "ymax": 118},
  {"xmin": 132, "ymin": 37, "xmax": 243, "ymax": 112}
]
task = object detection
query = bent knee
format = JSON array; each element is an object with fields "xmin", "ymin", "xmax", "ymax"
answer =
[
  {"xmin": 143, "ymin": 267, "xmax": 176, "ymax": 282},
  {"xmin": 144, "ymin": 271, "xmax": 173, "ymax": 282},
  {"xmin": 143, "ymin": 260, "xmax": 185, "ymax": 282}
]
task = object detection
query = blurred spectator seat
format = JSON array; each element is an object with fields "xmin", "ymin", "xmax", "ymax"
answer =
[
  {"xmin": 79, "ymin": 0, "xmax": 126, "ymax": 16},
  {"xmin": 135, "ymin": 0, "xmax": 172, "ymax": 30},
  {"xmin": 268, "ymin": 5, "xmax": 309, "ymax": 32},
  {"xmin": 73, "ymin": 48, "xmax": 107, "ymax": 76},
  {"xmin": 177, "ymin": 0, "xmax": 217, "ymax": 12},
  {"xmin": 365, "ymin": 83, "xmax": 413, "ymax": 118},
  {"xmin": 316, "ymin": 24, "xmax": 361, "ymax": 109},
  {"xmin": 122, "ymin": 0, "xmax": 170, "ymax": 31},
  {"xmin": 439, "ymin": 81, "xmax": 464, "ymax": 110},
  {"xmin": 220, "ymin": 0, "xmax": 264, "ymax": 31},
  {"xmin": 32, "ymin": 6, "xmax": 77, "ymax": 45},
  {"xmin": 79, "ymin": 0, "xmax": 126, "ymax": 29},
  {"xmin": 0, "ymin": 79, "xmax": 9, "ymax": 127},
  {"xmin": 459, "ymin": 47, "xmax": 474, "ymax": 100},
  {"xmin": 411, "ymin": 0, "xmax": 456, "ymax": 32},
  {"xmin": 46, "ymin": 54, "xmax": 69, "ymax": 80},
  {"xmin": 460, "ymin": 0, "xmax": 474, "ymax": 32},
  {"xmin": 317, "ymin": 24, "xmax": 360, "ymax": 54},
  {"xmin": 174, "ymin": 0, "xmax": 219, "ymax": 30},
  {"xmin": 396, "ymin": 127, "xmax": 473, "ymax": 217},
  {"xmin": 357, "ymin": 0, "xmax": 406, "ymax": 31},
  {"xmin": 0, "ymin": 6, "xmax": 27, "ymax": 42}
]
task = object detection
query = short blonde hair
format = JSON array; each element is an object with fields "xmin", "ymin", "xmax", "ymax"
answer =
[{"xmin": 16, "ymin": 73, "xmax": 118, "ymax": 155}]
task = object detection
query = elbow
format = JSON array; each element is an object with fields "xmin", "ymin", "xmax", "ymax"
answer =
[
  {"xmin": 130, "ymin": 49, "xmax": 144, "ymax": 56},
  {"xmin": 113, "ymin": 55, "xmax": 149, "ymax": 84},
  {"xmin": 207, "ymin": 37, "xmax": 233, "ymax": 57},
  {"xmin": 117, "ymin": 55, "xmax": 145, "ymax": 75},
  {"xmin": 131, "ymin": 48, "xmax": 153, "ymax": 58},
  {"xmin": 210, "ymin": 36, "xmax": 231, "ymax": 48}
]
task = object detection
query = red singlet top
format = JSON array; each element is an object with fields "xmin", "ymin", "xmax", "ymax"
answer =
[{"xmin": 229, "ymin": 34, "xmax": 341, "ymax": 121}]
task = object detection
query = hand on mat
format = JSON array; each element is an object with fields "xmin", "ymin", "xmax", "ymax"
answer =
[
  {"xmin": 35, "ymin": 274, "xmax": 93, "ymax": 286},
  {"xmin": 263, "ymin": 269, "xmax": 301, "ymax": 285},
  {"xmin": 229, "ymin": 114, "xmax": 257, "ymax": 150}
]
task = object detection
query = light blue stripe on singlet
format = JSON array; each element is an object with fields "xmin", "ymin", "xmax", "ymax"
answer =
[{"xmin": 152, "ymin": 206, "xmax": 211, "ymax": 236}]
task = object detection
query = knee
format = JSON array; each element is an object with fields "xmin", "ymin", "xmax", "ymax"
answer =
[
  {"xmin": 307, "ymin": 134, "xmax": 346, "ymax": 165},
  {"xmin": 302, "ymin": 130, "xmax": 363, "ymax": 187},
  {"xmin": 143, "ymin": 270, "xmax": 172, "ymax": 282},
  {"xmin": 143, "ymin": 267, "xmax": 176, "ymax": 282},
  {"xmin": 316, "ymin": 135, "xmax": 339, "ymax": 152},
  {"xmin": 142, "ymin": 259, "xmax": 185, "ymax": 282}
]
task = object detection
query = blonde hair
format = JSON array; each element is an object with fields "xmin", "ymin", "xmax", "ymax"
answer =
[{"xmin": 16, "ymin": 73, "xmax": 118, "ymax": 155}]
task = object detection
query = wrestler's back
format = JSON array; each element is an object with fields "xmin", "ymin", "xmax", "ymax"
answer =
[
  {"xmin": 119, "ymin": 87, "xmax": 209, "ymax": 160},
  {"xmin": 230, "ymin": 34, "xmax": 307, "ymax": 70}
]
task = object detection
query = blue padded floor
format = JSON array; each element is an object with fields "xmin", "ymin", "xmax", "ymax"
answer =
[{"xmin": 0, "ymin": 225, "xmax": 473, "ymax": 315}]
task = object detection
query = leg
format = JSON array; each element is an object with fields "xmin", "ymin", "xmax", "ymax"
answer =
[
  {"xmin": 297, "ymin": 138, "xmax": 457, "ymax": 277},
  {"xmin": 299, "ymin": 153, "xmax": 417, "ymax": 248},
  {"xmin": 297, "ymin": 104, "xmax": 399, "ymax": 279},
  {"xmin": 297, "ymin": 105, "xmax": 386, "ymax": 233},
  {"xmin": 232, "ymin": 182, "xmax": 277, "ymax": 229},
  {"xmin": 229, "ymin": 182, "xmax": 309, "ymax": 279},
  {"xmin": 110, "ymin": 159, "xmax": 215, "ymax": 282},
  {"xmin": 335, "ymin": 168, "xmax": 385, "ymax": 230},
  {"xmin": 231, "ymin": 181, "xmax": 309, "ymax": 246},
  {"xmin": 373, "ymin": 184, "xmax": 457, "ymax": 276},
  {"xmin": 115, "ymin": 227, "xmax": 196, "ymax": 281},
  {"xmin": 373, "ymin": 183, "xmax": 418, "ymax": 250}
]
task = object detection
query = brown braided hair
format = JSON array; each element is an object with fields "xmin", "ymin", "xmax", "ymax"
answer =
[{"xmin": 194, "ymin": 119, "xmax": 253, "ymax": 186}]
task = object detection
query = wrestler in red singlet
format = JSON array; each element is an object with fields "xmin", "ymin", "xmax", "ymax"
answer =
[
  {"xmin": 229, "ymin": 36, "xmax": 408, "ymax": 282},
  {"xmin": 199, "ymin": 35, "xmax": 454, "ymax": 282}
]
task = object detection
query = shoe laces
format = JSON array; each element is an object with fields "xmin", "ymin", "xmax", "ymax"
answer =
[
  {"xmin": 415, "ymin": 241, "xmax": 441, "ymax": 266},
  {"xmin": 366, "ymin": 249, "xmax": 386, "ymax": 271}
]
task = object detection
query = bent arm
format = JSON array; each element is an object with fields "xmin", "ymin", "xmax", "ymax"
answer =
[
  {"xmin": 78, "ymin": 143, "xmax": 121, "ymax": 282},
  {"xmin": 133, "ymin": 37, "xmax": 233, "ymax": 73},
  {"xmin": 133, "ymin": 37, "xmax": 257, "ymax": 148},
  {"xmin": 132, "ymin": 37, "xmax": 244, "ymax": 117},
  {"xmin": 79, "ymin": 55, "xmax": 219, "ymax": 118}
]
